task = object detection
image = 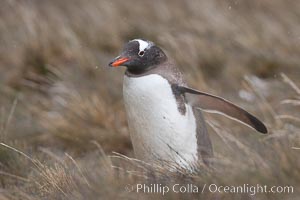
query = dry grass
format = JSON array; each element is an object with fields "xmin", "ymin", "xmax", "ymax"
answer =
[{"xmin": 0, "ymin": 0, "xmax": 299, "ymax": 199}]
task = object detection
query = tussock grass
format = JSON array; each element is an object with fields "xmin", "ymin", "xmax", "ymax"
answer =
[{"xmin": 0, "ymin": 74, "xmax": 299, "ymax": 199}]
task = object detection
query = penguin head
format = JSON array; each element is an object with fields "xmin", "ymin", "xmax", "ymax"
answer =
[{"xmin": 109, "ymin": 39, "xmax": 167, "ymax": 73}]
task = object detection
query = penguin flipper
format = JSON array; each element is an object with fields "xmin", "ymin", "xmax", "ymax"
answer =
[{"xmin": 178, "ymin": 86, "xmax": 268, "ymax": 134}]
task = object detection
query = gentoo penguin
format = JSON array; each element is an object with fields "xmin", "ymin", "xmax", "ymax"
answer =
[{"xmin": 108, "ymin": 39, "xmax": 267, "ymax": 167}]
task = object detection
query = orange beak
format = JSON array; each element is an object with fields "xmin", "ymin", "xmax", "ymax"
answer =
[{"xmin": 109, "ymin": 57, "xmax": 129, "ymax": 67}]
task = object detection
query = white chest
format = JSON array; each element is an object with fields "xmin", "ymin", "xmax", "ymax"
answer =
[{"xmin": 123, "ymin": 74, "xmax": 198, "ymax": 167}]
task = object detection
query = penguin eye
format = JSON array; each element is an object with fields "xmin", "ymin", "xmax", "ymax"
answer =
[{"xmin": 138, "ymin": 51, "xmax": 145, "ymax": 57}]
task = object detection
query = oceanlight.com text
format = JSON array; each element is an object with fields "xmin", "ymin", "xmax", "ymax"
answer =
[{"xmin": 125, "ymin": 183, "xmax": 294, "ymax": 196}]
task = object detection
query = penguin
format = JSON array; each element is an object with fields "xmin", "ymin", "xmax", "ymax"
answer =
[{"xmin": 108, "ymin": 39, "xmax": 267, "ymax": 168}]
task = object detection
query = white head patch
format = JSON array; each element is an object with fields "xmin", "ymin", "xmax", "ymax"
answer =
[{"xmin": 131, "ymin": 39, "xmax": 153, "ymax": 53}]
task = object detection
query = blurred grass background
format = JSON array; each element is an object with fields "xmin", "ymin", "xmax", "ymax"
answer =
[{"xmin": 0, "ymin": 0, "xmax": 299, "ymax": 199}]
